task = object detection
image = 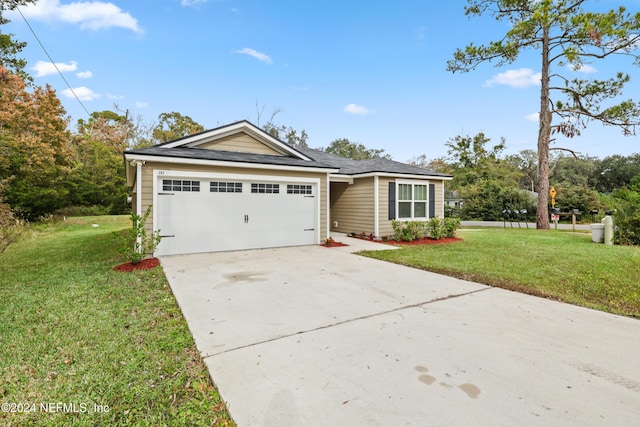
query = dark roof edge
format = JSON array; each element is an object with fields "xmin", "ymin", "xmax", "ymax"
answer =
[{"xmin": 124, "ymin": 149, "xmax": 338, "ymax": 170}]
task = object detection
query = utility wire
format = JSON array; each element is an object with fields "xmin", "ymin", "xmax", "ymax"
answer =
[{"xmin": 15, "ymin": 6, "xmax": 91, "ymax": 117}]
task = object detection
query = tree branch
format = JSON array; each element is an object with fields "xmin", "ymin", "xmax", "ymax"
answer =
[{"xmin": 549, "ymin": 147, "xmax": 581, "ymax": 159}]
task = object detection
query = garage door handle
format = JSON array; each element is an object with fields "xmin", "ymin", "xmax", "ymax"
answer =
[
  {"xmin": 244, "ymin": 214, "xmax": 249, "ymax": 223},
  {"xmin": 160, "ymin": 235, "xmax": 175, "ymax": 238},
  {"xmin": 304, "ymin": 228, "xmax": 315, "ymax": 231},
  {"xmin": 159, "ymin": 192, "xmax": 175, "ymax": 196}
]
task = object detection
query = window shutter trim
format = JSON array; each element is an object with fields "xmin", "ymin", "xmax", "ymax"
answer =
[{"xmin": 388, "ymin": 182, "xmax": 396, "ymax": 220}]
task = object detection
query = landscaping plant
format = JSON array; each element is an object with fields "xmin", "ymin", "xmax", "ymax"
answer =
[
  {"xmin": 119, "ymin": 205, "xmax": 161, "ymax": 264},
  {"xmin": 427, "ymin": 217, "xmax": 461, "ymax": 240},
  {"xmin": 392, "ymin": 220, "xmax": 428, "ymax": 241}
]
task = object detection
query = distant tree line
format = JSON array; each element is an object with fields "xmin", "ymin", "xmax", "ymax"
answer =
[{"xmin": 409, "ymin": 132, "xmax": 640, "ymax": 244}]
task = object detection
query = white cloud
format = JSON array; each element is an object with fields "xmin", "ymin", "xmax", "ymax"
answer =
[
  {"xmin": 344, "ymin": 103, "xmax": 374, "ymax": 115},
  {"xmin": 525, "ymin": 112, "xmax": 539, "ymax": 122},
  {"xmin": 135, "ymin": 101, "xmax": 149, "ymax": 108},
  {"xmin": 31, "ymin": 60, "xmax": 77, "ymax": 77},
  {"xmin": 181, "ymin": 0, "xmax": 207, "ymax": 5},
  {"xmin": 76, "ymin": 70, "xmax": 92, "ymax": 78},
  {"xmin": 62, "ymin": 86, "xmax": 100, "ymax": 101},
  {"xmin": 235, "ymin": 48, "xmax": 272, "ymax": 64},
  {"xmin": 570, "ymin": 64, "xmax": 597, "ymax": 74},
  {"xmin": 19, "ymin": 0, "xmax": 142, "ymax": 33},
  {"xmin": 484, "ymin": 68, "xmax": 541, "ymax": 88},
  {"xmin": 106, "ymin": 93, "xmax": 124, "ymax": 100}
]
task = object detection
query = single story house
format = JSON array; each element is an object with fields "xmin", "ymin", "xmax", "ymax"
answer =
[{"xmin": 124, "ymin": 120, "xmax": 452, "ymax": 256}]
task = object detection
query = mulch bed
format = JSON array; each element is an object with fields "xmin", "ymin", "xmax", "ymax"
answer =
[
  {"xmin": 113, "ymin": 257, "xmax": 161, "ymax": 272},
  {"xmin": 322, "ymin": 241, "xmax": 349, "ymax": 248},
  {"xmin": 383, "ymin": 237, "xmax": 462, "ymax": 246},
  {"xmin": 351, "ymin": 236, "xmax": 463, "ymax": 246}
]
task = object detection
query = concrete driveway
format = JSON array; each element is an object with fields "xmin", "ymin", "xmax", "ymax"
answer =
[{"xmin": 160, "ymin": 241, "xmax": 640, "ymax": 426}]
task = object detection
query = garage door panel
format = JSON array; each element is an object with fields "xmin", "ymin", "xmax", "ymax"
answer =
[{"xmin": 156, "ymin": 177, "xmax": 318, "ymax": 256}]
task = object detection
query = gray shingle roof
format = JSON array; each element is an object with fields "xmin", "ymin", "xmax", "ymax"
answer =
[
  {"xmin": 126, "ymin": 144, "xmax": 451, "ymax": 178},
  {"xmin": 296, "ymin": 147, "xmax": 451, "ymax": 177},
  {"xmin": 125, "ymin": 146, "xmax": 336, "ymax": 170}
]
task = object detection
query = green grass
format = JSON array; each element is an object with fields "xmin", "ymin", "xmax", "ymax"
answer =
[
  {"xmin": 362, "ymin": 228, "xmax": 640, "ymax": 318},
  {"xmin": 0, "ymin": 216, "xmax": 235, "ymax": 426}
]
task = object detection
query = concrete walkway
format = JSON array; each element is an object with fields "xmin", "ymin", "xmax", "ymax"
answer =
[{"xmin": 161, "ymin": 245, "xmax": 640, "ymax": 426}]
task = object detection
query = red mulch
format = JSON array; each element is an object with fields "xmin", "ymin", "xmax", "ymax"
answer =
[
  {"xmin": 322, "ymin": 241, "xmax": 349, "ymax": 248},
  {"xmin": 386, "ymin": 237, "xmax": 462, "ymax": 245},
  {"xmin": 353, "ymin": 236, "xmax": 463, "ymax": 245},
  {"xmin": 113, "ymin": 257, "xmax": 161, "ymax": 272}
]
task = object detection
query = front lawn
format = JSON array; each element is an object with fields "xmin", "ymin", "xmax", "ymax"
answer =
[
  {"xmin": 0, "ymin": 216, "xmax": 234, "ymax": 426},
  {"xmin": 362, "ymin": 228, "xmax": 640, "ymax": 318}
]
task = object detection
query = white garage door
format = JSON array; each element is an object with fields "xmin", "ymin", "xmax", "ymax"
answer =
[{"xmin": 155, "ymin": 177, "xmax": 317, "ymax": 256}]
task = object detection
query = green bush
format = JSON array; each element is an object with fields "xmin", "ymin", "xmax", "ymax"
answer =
[
  {"xmin": 392, "ymin": 220, "xmax": 428, "ymax": 241},
  {"xmin": 605, "ymin": 175, "xmax": 640, "ymax": 245},
  {"xmin": 392, "ymin": 218, "xmax": 461, "ymax": 241},
  {"xmin": 427, "ymin": 217, "xmax": 461, "ymax": 240}
]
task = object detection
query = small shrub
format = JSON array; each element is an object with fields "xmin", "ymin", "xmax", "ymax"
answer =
[
  {"xmin": 427, "ymin": 218, "xmax": 444, "ymax": 240},
  {"xmin": 426, "ymin": 217, "xmax": 461, "ymax": 240},
  {"xmin": 392, "ymin": 220, "xmax": 428, "ymax": 241},
  {"xmin": 443, "ymin": 217, "xmax": 461, "ymax": 238},
  {"xmin": 119, "ymin": 206, "xmax": 162, "ymax": 264}
]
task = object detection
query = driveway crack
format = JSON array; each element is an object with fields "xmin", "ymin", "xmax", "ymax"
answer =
[{"xmin": 203, "ymin": 287, "xmax": 490, "ymax": 359}]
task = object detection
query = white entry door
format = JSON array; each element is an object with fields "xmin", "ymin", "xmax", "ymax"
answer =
[{"xmin": 155, "ymin": 177, "xmax": 317, "ymax": 256}]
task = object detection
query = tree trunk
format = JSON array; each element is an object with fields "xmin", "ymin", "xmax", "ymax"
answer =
[{"xmin": 536, "ymin": 26, "xmax": 551, "ymax": 230}]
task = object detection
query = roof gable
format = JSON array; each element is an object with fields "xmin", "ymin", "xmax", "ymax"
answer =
[{"xmin": 160, "ymin": 120, "xmax": 311, "ymax": 161}]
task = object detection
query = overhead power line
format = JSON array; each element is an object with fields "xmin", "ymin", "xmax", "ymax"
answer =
[{"xmin": 15, "ymin": 6, "xmax": 91, "ymax": 117}]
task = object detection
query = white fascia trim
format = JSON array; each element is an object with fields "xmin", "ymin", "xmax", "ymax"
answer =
[
  {"xmin": 158, "ymin": 121, "xmax": 313, "ymax": 161},
  {"xmin": 124, "ymin": 153, "xmax": 338, "ymax": 174},
  {"xmin": 352, "ymin": 172, "xmax": 452, "ymax": 181},
  {"xmin": 374, "ymin": 175, "xmax": 380, "ymax": 238},
  {"xmin": 328, "ymin": 174, "xmax": 354, "ymax": 184}
]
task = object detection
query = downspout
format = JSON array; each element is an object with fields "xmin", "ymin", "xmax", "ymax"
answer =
[
  {"xmin": 326, "ymin": 174, "xmax": 331, "ymax": 242},
  {"xmin": 135, "ymin": 161, "xmax": 143, "ymax": 217},
  {"xmin": 374, "ymin": 175, "xmax": 380, "ymax": 238},
  {"xmin": 131, "ymin": 160, "xmax": 145, "ymax": 251}
]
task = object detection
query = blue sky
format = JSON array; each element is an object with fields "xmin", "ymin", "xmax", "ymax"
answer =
[{"xmin": 6, "ymin": 0, "xmax": 640, "ymax": 162}]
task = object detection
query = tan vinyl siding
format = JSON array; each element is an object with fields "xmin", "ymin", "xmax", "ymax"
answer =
[
  {"xmin": 330, "ymin": 177, "xmax": 375, "ymax": 235},
  {"xmin": 138, "ymin": 162, "xmax": 328, "ymax": 243},
  {"xmin": 378, "ymin": 177, "xmax": 395, "ymax": 237},
  {"xmin": 198, "ymin": 133, "xmax": 283, "ymax": 156},
  {"xmin": 433, "ymin": 180, "xmax": 444, "ymax": 218}
]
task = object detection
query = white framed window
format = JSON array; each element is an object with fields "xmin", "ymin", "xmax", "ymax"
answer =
[
  {"xmin": 210, "ymin": 181, "xmax": 242, "ymax": 193},
  {"xmin": 162, "ymin": 179, "xmax": 200, "ymax": 192},
  {"xmin": 287, "ymin": 184, "xmax": 312, "ymax": 195},
  {"xmin": 251, "ymin": 183, "xmax": 279, "ymax": 194},
  {"xmin": 397, "ymin": 181, "xmax": 428, "ymax": 220}
]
